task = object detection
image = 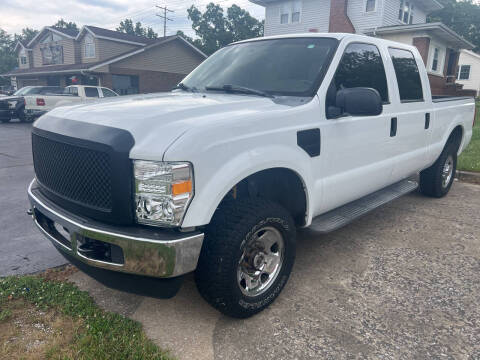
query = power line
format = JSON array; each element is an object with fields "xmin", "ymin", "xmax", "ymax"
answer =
[{"xmin": 156, "ymin": 5, "xmax": 174, "ymax": 38}]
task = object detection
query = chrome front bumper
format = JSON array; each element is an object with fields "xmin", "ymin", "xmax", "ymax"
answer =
[{"xmin": 28, "ymin": 179, "xmax": 204, "ymax": 278}]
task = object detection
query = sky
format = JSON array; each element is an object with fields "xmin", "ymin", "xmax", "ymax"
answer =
[{"xmin": 0, "ymin": 0, "xmax": 265, "ymax": 37}]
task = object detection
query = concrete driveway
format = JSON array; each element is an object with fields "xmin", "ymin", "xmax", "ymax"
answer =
[
  {"xmin": 0, "ymin": 121, "xmax": 66, "ymax": 276},
  {"xmin": 70, "ymin": 181, "xmax": 480, "ymax": 359}
]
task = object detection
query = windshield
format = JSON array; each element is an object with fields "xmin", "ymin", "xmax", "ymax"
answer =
[
  {"xmin": 13, "ymin": 87, "xmax": 32, "ymax": 96},
  {"xmin": 13, "ymin": 87, "xmax": 61, "ymax": 96},
  {"xmin": 181, "ymin": 37, "xmax": 338, "ymax": 97}
]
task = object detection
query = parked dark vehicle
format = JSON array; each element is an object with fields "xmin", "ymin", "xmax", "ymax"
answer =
[{"xmin": 0, "ymin": 86, "xmax": 64, "ymax": 123}]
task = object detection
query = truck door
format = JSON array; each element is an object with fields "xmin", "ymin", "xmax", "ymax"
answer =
[
  {"xmin": 318, "ymin": 42, "xmax": 395, "ymax": 213},
  {"xmin": 386, "ymin": 47, "xmax": 430, "ymax": 181}
]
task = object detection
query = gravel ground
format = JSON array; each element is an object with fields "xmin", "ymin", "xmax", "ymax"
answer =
[{"xmin": 70, "ymin": 181, "xmax": 480, "ymax": 360}]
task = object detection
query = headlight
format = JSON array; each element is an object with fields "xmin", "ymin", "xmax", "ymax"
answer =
[{"xmin": 134, "ymin": 160, "xmax": 193, "ymax": 227}]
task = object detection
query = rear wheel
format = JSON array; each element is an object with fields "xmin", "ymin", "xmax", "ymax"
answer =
[
  {"xmin": 195, "ymin": 198, "xmax": 296, "ymax": 318},
  {"xmin": 0, "ymin": 118, "xmax": 10, "ymax": 123},
  {"xmin": 420, "ymin": 142, "xmax": 457, "ymax": 198}
]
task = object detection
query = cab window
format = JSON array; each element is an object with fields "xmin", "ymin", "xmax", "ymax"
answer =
[
  {"xmin": 84, "ymin": 87, "xmax": 99, "ymax": 98},
  {"xmin": 328, "ymin": 42, "xmax": 389, "ymax": 108},
  {"xmin": 388, "ymin": 48, "xmax": 423, "ymax": 102}
]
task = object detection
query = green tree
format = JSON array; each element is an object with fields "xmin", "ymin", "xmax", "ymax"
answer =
[
  {"xmin": 176, "ymin": 30, "xmax": 204, "ymax": 50},
  {"xmin": 187, "ymin": 3, "xmax": 263, "ymax": 55},
  {"xmin": 14, "ymin": 27, "xmax": 39, "ymax": 45},
  {"xmin": 53, "ymin": 19, "xmax": 79, "ymax": 31},
  {"xmin": 117, "ymin": 19, "xmax": 158, "ymax": 39},
  {"xmin": 0, "ymin": 29, "xmax": 16, "ymax": 85},
  {"xmin": 428, "ymin": 0, "xmax": 480, "ymax": 51}
]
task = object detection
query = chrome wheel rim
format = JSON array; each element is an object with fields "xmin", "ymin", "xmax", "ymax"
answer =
[
  {"xmin": 237, "ymin": 226, "xmax": 285, "ymax": 297},
  {"xmin": 442, "ymin": 155, "xmax": 454, "ymax": 188}
]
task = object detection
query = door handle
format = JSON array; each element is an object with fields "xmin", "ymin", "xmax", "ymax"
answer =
[
  {"xmin": 390, "ymin": 117, "xmax": 397, "ymax": 137},
  {"xmin": 425, "ymin": 113, "xmax": 430, "ymax": 129}
]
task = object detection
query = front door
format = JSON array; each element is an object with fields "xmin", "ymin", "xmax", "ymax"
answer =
[{"xmin": 317, "ymin": 42, "xmax": 395, "ymax": 214}]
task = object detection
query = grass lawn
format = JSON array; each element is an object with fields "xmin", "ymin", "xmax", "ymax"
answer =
[
  {"xmin": 457, "ymin": 100, "xmax": 480, "ymax": 172},
  {"xmin": 0, "ymin": 267, "xmax": 173, "ymax": 360}
]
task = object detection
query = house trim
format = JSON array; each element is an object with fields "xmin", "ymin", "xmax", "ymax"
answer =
[
  {"xmin": 76, "ymin": 26, "xmax": 148, "ymax": 46},
  {"xmin": 27, "ymin": 26, "xmax": 76, "ymax": 47}
]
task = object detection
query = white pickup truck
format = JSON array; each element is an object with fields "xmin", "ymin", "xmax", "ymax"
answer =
[
  {"xmin": 28, "ymin": 33, "xmax": 475, "ymax": 318},
  {"xmin": 24, "ymin": 85, "xmax": 118, "ymax": 121}
]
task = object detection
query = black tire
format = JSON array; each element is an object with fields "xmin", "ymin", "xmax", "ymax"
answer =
[
  {"xmin": 195, "ymin": 198, "xmax": 296, "ymax": 318},
  {"xmin": 18, "ymin": 108, "xmax": 29, "ymax": 123},
  {"xmin": 0, "ymin": 118, "xmax": 10, "ymax": 123},
  {"xmin": 420, "ymin": 142, "xmax": 457, "ymax": 198}
]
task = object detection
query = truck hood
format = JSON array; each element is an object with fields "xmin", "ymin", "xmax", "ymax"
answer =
[{"xmin": 37, "ymin": 91, "xmax": 294, "ymax": 160}]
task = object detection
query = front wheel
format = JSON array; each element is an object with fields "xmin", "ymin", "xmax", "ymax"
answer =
[
  {"xmin": 420, "ymin": 142, "xmax": 457, "ymax": 198},
  {"xmin": 195, "ymin": 199, "xmax": 296, "ymax": 318}
]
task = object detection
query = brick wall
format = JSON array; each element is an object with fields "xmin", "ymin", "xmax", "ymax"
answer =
[
  {"xmin": 329, "ymin": 0, "xmax": 355, "ymax": 33},
  {"xmin": 102, "ymin": 67, "xmax": 186, "ymax": 93},
  {"xmin": 412, "ymin": 37, "xmax": 430, "ymax": 66}
]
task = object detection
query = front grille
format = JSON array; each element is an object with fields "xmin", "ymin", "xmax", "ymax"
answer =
[
  {"xmin": 32, "ymin": 133, "xmax": 113, "ymax": 210},
  {"xmin": 0, "ymin": 101, "xmax": 9, "ymax": 110}
]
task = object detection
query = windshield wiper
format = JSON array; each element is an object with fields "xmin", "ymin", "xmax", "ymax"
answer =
[
  {"xmin": 173, "ymin": 83, "xmax": 197, "ymax": 92},
  {"xmin": 205, "ymin": 84, "xmax": 274, "ymax": 98}
]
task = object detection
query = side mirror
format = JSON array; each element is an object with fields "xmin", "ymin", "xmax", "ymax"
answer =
[{"xmin": 330, "ymin": 87, "xmax": 383, "ymax": 118}]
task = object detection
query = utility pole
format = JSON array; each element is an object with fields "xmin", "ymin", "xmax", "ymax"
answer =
[{"xmin": 156, "ymin": 5, "xmax": 174, "ymax": 38}]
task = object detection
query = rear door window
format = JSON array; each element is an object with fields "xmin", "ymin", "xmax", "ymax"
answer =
[
  {"xmin": 388, "ymin": 48, "xmax": 424, "ymax": 102},
  {"xmin": 331, "ymin": 42, "xmax": 389, "ymax": 103},
  {"xmin": 101, "ymin": 88, "xmax": 118, "ymax": 97},
  {"xmin": 84, "ymin": 87, "xmax": 99, "ymax": 98}
]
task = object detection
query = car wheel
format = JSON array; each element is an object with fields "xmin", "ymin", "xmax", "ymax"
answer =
[
  {"xmin": 0, "ymin": 118, "xmax": 10, "ymax": 123},
  {"xmin": 195, "ymin": 198, "xmax": 296, "ymax": 318},
  {"xmin": 18, "ymin": 109, "xmax": 29, "ymax": 123},
  {"xmin": 420, "ymin": 142, "xmax": 457, "ymax": 198}
]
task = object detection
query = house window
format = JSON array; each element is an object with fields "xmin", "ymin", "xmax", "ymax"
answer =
[
  {"xmin": 365, "ymin": 0, "xmax": 376, "ymax": 12},
  {"xmin": 20, "ymin": 56, "xmax": 27, "ymax": 65},
  {"xmin": 398, "ymin": 0, "xmax": 414, "ymax": 24},
  {"xmin": 280, "ymin": 1, "xmax": 302, "ymax": 24},
  {"xmin": 431, "ymin": 47, "xmax": 439, "ymax": 71},
  {"xmin": 41, "ymin": 45, "xmax": 64, "ymax": 65},
  {"xmin": 40, "ymin": 32, "xmax": 64, "ymax": 65},
  {"xmin": 458, "ymin": 65, "xmax": 471, "ymax": 80},
  {"xmin": 85, "ymin": 34, "xmax": 95, "ymax": 58}
]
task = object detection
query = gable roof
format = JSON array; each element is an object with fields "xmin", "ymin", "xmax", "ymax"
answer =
[
  {"xmin": 88, "ymin": 35, "xmax": 207, "ymax": 71},
  {"xmin": 3, "ymin": 35, "xmax": 207, "ymax": 77},
  {"xmin": 50, "ymin": 26, "xmax": 79, "ymax": 38},
  {"xmin": 371, "ymin": 22, "xmax": 474, "ymax": 50},
  {"xmin": 27, "ymin": 26, "xmax": 78, "ymax": 47},
  {"xmin": 81, "ymin": 25, "xmax": 156, "ymax": 45},
  {"xmin": 14, "ymin": 40, "xmax": 31, "ymax": 53}
]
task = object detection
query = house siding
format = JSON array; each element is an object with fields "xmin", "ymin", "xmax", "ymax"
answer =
[
  {"xmin": 32, "ymin": 37, "xmax": 76, "ymax": 67},
  {"xmin": 456, "ymin": 50, "xmax": 480, "ymax": 96},
  {"xmin": 97, "ymin": 39, "xmax": 139, "ymax": 61},
  {"xmin": 264, "ymin": 0, "xmax": 331, "ymax": 36},
  {"xmin": 80, "ymin": 34, "xmax": 99, "ymax": 63},
  {"xmin": 382, "ymin": 0, "xmax": 427, "ymax": 27},
  {"xmin": 347, "ymin": 0, "xmax": 385, "ymax": 33},
  {"xmin": 18, "ymin": 49, "xmax": 30, "ymax": 69},
  {"xmin": 113, "ymin": 39, "xmax": 204, "ymax": 75}
]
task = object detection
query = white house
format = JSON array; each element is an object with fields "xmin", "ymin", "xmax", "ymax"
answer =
[
  {"xmin": 457, "ymin": 49, "xmax": 480, "ymax": 97},
  {"xmin": 250, "ymin": 0, "xmax": 476, "ymax": 96}
]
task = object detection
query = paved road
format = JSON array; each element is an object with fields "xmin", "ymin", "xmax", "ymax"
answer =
[
  {"xmin": 0, "ymin": 120, "xmax": 66, "ymax": 276},
  {"xmin": 71, "ymin": 181, "xmax": 480, "ymax": 360}
]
